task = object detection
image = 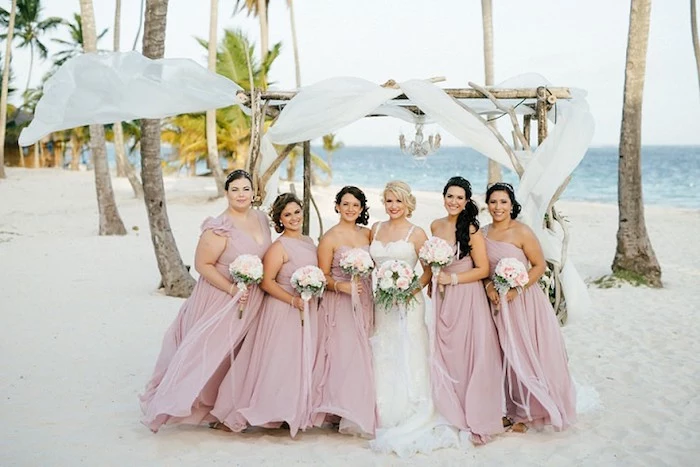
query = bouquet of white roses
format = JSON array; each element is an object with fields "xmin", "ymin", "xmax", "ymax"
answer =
[
  {"xmin": 419, "ymin": 236, "xmax": 454, "ymax": 298},
  {"xmin": 229, "ymin": 254, "xmax": 264, "ymax": 319},
  {"xmin": 374, "ymin": 259, "xmax": 420, "ymax": 311},
  {"xmin": 290, "ymin": 265, "xmax": 327, "ymax": 326}
]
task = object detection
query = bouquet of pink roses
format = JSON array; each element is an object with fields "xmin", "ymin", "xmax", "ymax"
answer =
[
  {"xmin": 492, "ymin": 257, "xmax": 529, "ymax": 315},
  {"xmin": 290, "ymin": 265, "xmax": 327, "ymax": 326},
  {"xmin": 419, "ymin": 236, "xmax": 454, "ymax": 298},
  {"xmin": 339, "ymin": 248, "xmax": 374, "ymax": 279},
  {"xmin": 229, "ymin": 254, "xmax": 264, "ymax": 319},
  {"xmin": 374, "ymin": 259, "xmax": 420, "ymax": 311}
]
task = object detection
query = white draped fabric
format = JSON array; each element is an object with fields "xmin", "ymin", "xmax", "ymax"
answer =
[{"xmin": 19, "ymin": 52, "xmax": 593, "ymax": 319}]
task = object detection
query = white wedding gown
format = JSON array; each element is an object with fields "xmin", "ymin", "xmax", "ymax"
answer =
[{"xmin": 368, "ymin": 225, "xmax": 463, "ymax": 457}]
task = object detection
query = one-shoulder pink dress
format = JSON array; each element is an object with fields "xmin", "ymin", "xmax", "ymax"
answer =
[
  {"xmin": 484, "ymin": 232, "xmax": 576, "ymax": 431},
  {"xmin": 139, "ymin": 211, "xmax": 271, "ymax": 432},
  {"xmin": 211, "ymin": 236, "xmax": 320, "ymax": 437},
  {"xmin": 310, "ymin": 245, "xmax": 376, "ymax": 437},
  {"xmin": 431, "ymin": 246, "xmax": 504, "ymax": 438}
]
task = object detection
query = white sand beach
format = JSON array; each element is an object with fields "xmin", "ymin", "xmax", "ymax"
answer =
[{"xmin": 1, "ymin": 167, "xmax": 699, "ymax": 466}]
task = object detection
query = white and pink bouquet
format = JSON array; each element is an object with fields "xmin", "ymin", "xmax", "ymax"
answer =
[
  {"xmin": 492, "ymin": 257, "xmax": 529, "ymax": 298},
  {"xmin": 419, "ymin": 236, "xmax": 454, "ymax": 298},
  {"xmin": 374, "ymin": 259, "xmax": 420, "ymax": 311},
  {"xmin": 339, "ymin": 248, "xmax": 375, "ymax": 279},
  {"xmin": 291, "ymin": 265, "xmax": 327, "ymax": 326},
  {"xmin": 229, "ymin": 254, "xmax": 264, "ymax": 319}
]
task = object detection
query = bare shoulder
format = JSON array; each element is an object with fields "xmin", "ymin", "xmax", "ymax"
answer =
[
  {"xmin": 430, "ymin": 217, "xmax": 447, "ymax": 233},
  {"xmin": 469, "ymin": 224, "xmax": 483, "ymax": 237},
  {"xmin": 513, "ymin": 221, "xmax": 537, "ymax": 240},
  {"xmin": 358, "ymin": 225, "xmax": 372, "ymax": 240},
  {"xmin": 410, "ymin": 224, "xmax": 428, "ymax": 241}
]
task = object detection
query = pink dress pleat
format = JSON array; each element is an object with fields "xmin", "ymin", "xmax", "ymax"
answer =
[
  {"xmin": 484, "ymin": 235, "xmax": 576, "ymax": 431},
  {"xmin": 310, "ymin": 245, "xmax": 376, "ymax": 437},
  {"xmin": 212, "ymin": 236, "xmax": 319, "ymax": 437},
  {"xmin": 432, "ymin": 249, "xmax": 504, "ymax": 438},
  {"xmin": 139, "ymin": 211, "xmax": 271, "ymax": 432}
]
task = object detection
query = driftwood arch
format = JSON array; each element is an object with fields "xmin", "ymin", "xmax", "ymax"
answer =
[{"xmin": 240, "ymin": 82, "xmax": 574, "ymax": 323}]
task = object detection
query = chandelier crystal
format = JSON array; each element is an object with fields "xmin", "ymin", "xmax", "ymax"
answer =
[{"xmin": 399, "ymin": 123, "xmax": 441, "ymax": 160}]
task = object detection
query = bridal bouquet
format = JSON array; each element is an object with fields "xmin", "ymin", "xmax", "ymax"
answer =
[
  {"xmin": 492, "ymin": 258, "xmax": 529, "ymax": 315},
  {"xmin": 229, "ymin": 254, "xmax": 264, "ymax": 319},
  {"xmin": 419, "ymin": 236, "xmax": 454, "ymax": 298},
  {"xmin": 339, "ymin": 248, "xmax": 374, "ymax": 279},
  {"xmin": 374, "ymin": 259, "xmax": 420, "ymax": 311},
  {"xmin": 290, "ymin": 265, "xmax": 327, "ymax": 326}
]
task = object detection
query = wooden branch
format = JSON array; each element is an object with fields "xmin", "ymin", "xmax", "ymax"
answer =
[
  {"xmin": 468, "ymin": 81, "xmax": 532, "ymax": 154},
  {"xmin": 450, "ymin": 96, "xmax": 524, "ymax": 177},
  {"xmin": 256, "ymin": 143, "xmax": 297, "ymax": 205},
  {"xmin": 310, "ymin": 192, "xmax": 324, "ymax": 240},
  {"xmin": 536, "ymin": 87, "xmax": 549, "ymax": 145},
  {"xmin": 235, "ymin": 87, "xmax": 572, "ymax": 106}
]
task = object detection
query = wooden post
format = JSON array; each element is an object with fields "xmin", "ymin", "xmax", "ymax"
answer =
[
  {"xmin": 523, "ymin": 114, "xmax": 531, "ymax": 147},
  {"xmin": 302, "ymin": 141, "xmax": 311, "ymax": 235},
  {"xmin": 536, "ymin": 86, "xmax": 548, "ymax": 145}
]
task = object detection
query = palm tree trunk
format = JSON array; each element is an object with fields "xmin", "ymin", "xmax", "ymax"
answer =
[
  {"xmin": 613, "ymin": 0, "xmax": 661, "ymax": 287},
  {"xmin": 70, "ymin": 132, "xmax": 80, "ymax": 170},
  {"xmin": 141, "ymin": 0, "xmax": 195, "ymax": 297},
  {"xmin": 113, "ymin": 0, "xmax": 144, "ymax": 197},
  {"xmin": 206, "ymin": 0, "xmax": 226, "ymax": 197},
  {"xmin": 79, "ymin": 0, "xmax": 127, "ymax": 235},
  {"xmin": 258, "ymin": 0, "xmax": 269, "ymax": 73},
  {"xmin": 33, "ymin": 142, "xmax": 40, "ymax": 167},
  {"xmin": 25, "ymin": 45, "xmax": 34, "ymax": 99},
  {"xmin": 0, "ymin": 0, "xmax": 17, "ymax": 179},
  {"xmin": 481, "ymin": 0, "xmax": 501, "ymax": 186},
  {"xmin": 692, "ymin": 0, "xmax": 700, "ymax": 93},
  {"xmin": 288, "ymin": 0, "xmax": 301, "ymax": 87}
]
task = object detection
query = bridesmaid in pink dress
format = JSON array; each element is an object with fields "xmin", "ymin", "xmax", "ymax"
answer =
[
  {"xmin": 311, "ymin": 186, "xmax": 376, "ymax": 437},
  {"xmin": 139, "ymin": 170, "xmax": 272, "ymax": 432},
  {"xmin": 212, "ymin": 193, "xmax": 319, "ymax": 437},
  {"xmin": 483, "ymin": 182, "xmax": 576, "ymax": 433},
  {"xmin": 430, "ymin": 177, "xmax": 504, "ymax": 445}
]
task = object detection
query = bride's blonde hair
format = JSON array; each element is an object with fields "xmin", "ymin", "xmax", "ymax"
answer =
[{"xmin": 382, "ymin": 180, "xmax": 416, "ymax": 218}]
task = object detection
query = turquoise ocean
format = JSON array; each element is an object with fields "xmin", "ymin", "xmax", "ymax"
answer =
[{"xmin": 107, "ymin": 145, "xmax": 699, "ymax": 210}]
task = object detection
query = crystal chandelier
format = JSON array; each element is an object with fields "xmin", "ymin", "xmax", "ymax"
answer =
[{"xmin": 399, "ymin": 123, "xmax": 441, "ymax": 160}]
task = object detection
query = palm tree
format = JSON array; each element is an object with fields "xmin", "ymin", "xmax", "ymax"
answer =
[
  {"xmin": 205, "ymin": 0, "xmax": 226, "ymax": 197},
  {"xmin": 287, "ymin": 0, "xmax": 301, "ymax": 88},
  {"xmin": 51, "ymin": 13, "xmax": 107, "ymax": 68},
  {"xmin": 481, "ymin": 0, "xmax": 501, "ymax": 185},
  {"xmin": 141, "ymin": 0, "xmax": 196, "ymax": 297},
  {"xmin": 79, "ymin": 0, "xmax": 126, "ymax": 236},
  {"xmin": 233, "ymin": 0, "xmax": 270, "ymax": 71},
  {"xmin": 693, "ymin": 0, "xmax": 700, "ymax": 93},
  {"xmin": 612, "ymin": 0, "xmax": 661, "ymax": 287},
  {"xmin": 322, "ymin": 132, "xmax": 343, "ymax": 173},
  {"xmin": 112, "ymin": 0, "xmax": 143, "ymax": 198},
  {"xmin": 0, "ymin": 0, "xmax": 61, "ymax": 96},
  {"xmin": 0, "ymin": 0, "xmax": 17, "ymax": 179}
]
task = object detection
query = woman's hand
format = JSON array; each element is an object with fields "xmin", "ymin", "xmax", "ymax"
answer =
[
  {"xmin": 485, "ymin": 282, "xmax": 499, "ymax": 305},
  {"xmin": 505, "ymin": 288, "xmax": 519, "ymax": 302},
  {"xmin": 291, "ymin": 296, "xmax": 304, "ymax": 311},
  {"xmin": 437, "ymin": 271, "xmax": 452, "ymax": 286}
]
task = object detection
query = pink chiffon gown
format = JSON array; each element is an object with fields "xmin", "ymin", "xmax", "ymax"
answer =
[
  {"xmin": 211, "ymin": 236, "xmax": 320, "ymax": 437},
  {"xmin": 310, "ymin": 245, "xmax": 376, "ymax": 437},
  {"xmin": 484, "ymin": 231, "xmax": 576, "ymax": 431},
  {"xmin": 431, "ymin": 246, "xmax": 504, "ymax": 438},
  {"xmin": 139, "ymin": 211, "xmax": 271, "ymax": 432}
]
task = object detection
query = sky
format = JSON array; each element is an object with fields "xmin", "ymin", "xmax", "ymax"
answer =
[{"xmin": 4, "ymin": 0, "xmax": 700, "ymax": 147}]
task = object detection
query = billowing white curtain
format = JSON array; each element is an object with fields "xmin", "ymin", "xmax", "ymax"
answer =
[{"xmin": 19, "ymin": 52, "xmax": 594, "ymax": 320}]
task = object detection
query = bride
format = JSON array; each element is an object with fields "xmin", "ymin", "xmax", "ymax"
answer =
[{"xmin": 368, "ymin": 181, "xmax": 462, "ymax": 456}]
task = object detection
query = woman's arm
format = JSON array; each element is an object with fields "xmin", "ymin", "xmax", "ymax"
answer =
[
  {"xmin": 437, "ymin": 228, "xmax": 490, "ymax": 285},
  {"xmin": 318, "ymin": 233, "xmax": 351, "ymax": 295},
  {"xmin": 520, "ymin": 224, "xmax": 547, "ymax": 286},
  {"xmin": 194, "ymin": 230, "xmax": 235, "ymax": 294},
  {"xmin": 260, "ymin": 241, "xmax": 303, "ymax": 311},
  {"xmin": 413, "ymin": 227, "xmax": 432, "ymax": 290}
]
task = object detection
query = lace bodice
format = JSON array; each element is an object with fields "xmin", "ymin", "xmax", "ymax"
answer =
[{"xmin": 369, "ymin": 223, "xmax": 418, "ymax": 268}]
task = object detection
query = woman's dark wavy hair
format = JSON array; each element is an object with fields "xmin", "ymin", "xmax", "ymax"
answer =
[
  {"xmin": 225, "ymin": 169, "xmax": 253, "ymax": 190},
  {"xmin": 485, "ymin": 182, "xmax": 522, "ymax": 219},
  {"xmin": 334, "ymin": 185, "xmax": 370, "ymax": 225},
  {"xmin": 270, "ymin": 193, "xmax": 303, "ymax": 233},
  {"xmin": 443, "ymin": 176, "xmax": 479, "ymax": 259}
]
